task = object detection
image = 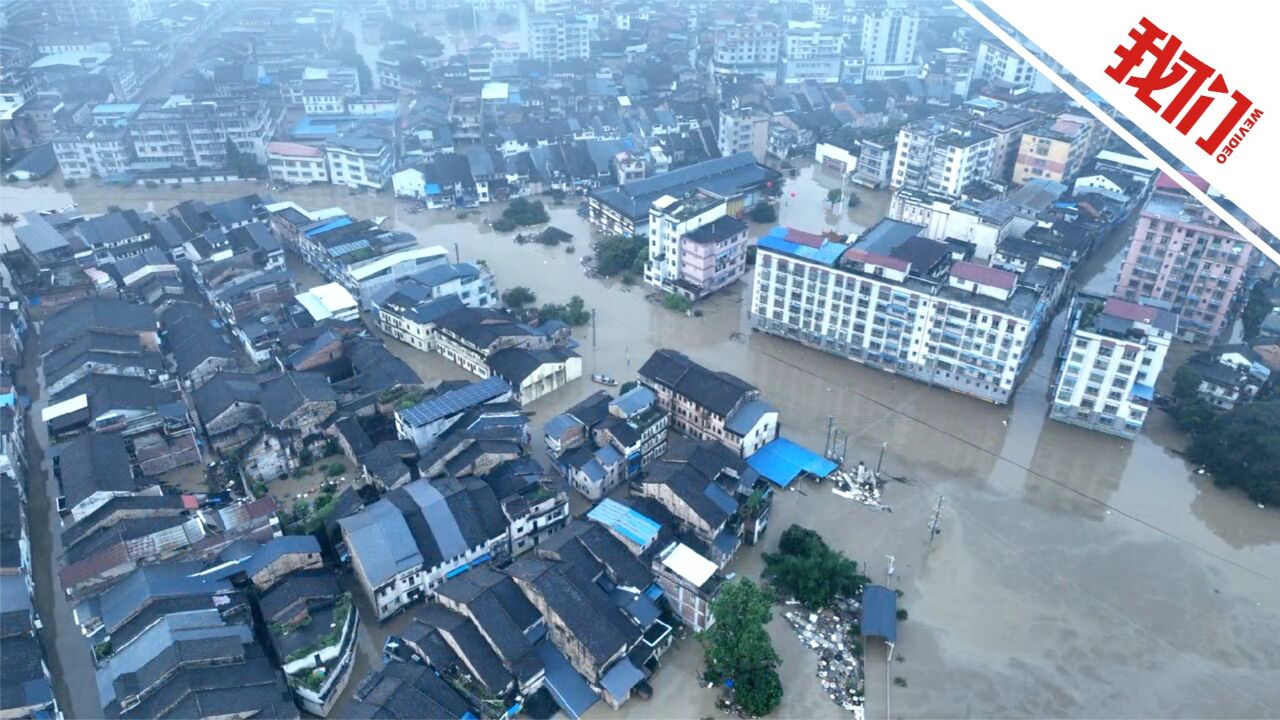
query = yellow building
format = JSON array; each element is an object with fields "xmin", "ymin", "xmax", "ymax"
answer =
[{"xmin": 1012, "ymin": 113, "xmax": 1101, "ymax": 185}]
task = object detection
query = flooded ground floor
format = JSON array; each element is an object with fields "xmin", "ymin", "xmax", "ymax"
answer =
[{"xmin": 3, "ymin": 174, "xmax": 1278, "ymax": 718}]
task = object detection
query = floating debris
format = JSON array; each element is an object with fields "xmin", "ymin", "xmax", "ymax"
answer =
[
  {"xmin": 830, "ymin": 462, "xmax": 885, "ymax": 509},
  {"xmin": 783, "ymin": 601, "xmax": 865, "ymax": 717}
]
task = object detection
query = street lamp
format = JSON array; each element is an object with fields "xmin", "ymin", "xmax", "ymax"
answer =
[{"xmin": 875, "ymin": 441, "xmax": 888, "ymax": 476}]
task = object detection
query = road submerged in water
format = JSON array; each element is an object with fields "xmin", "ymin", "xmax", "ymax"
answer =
[{"xmin": 3, "ymin": 172, "xmax": 1277, "ymax": 719}]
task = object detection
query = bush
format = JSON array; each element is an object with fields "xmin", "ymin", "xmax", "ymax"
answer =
[
  {"xmin": 0, "ymin": 213, "xmax": 17, "ymax": 225},
  {"xmin": 1189, "ymin": 401, "xmax": 1280, "ymax": 506},
  {"xmin": 253, "ymin": 482, "xmax": 268, "ymax": 497},
  {"xmin": 763, "ymin": 525, "xmax": 869, "ymax": 609},
  {"xmin": 492, "ymin": 217, "xmax": 517, "ymax": 232},
  {"xmin": 565, "ymin": 245, "xmax": 575, "ymax": 254},
  {"xmin": 748, "ymin": 203, "xmax": 777, "ymax": 223},
  {"xmin": 538, "ymin": 295, "xmax": 590, "ymax": 326},
  {"xmin": 501, "ymin": 197, "xmax": 549, "ymax": 226},
  {"xmin": 896, "ymin": 608, "xmax": 909, "ymax": 621},
  {"xmin": 325, "ymin": 463, "xmax": 344, "ymax": 477},
  {"xmin": 663, "ymin": 293, "xmax": 693, "ymax": 313},
  {"xmin": 847, "ymin": 193, "xmax": 862, "ymax": 208}
]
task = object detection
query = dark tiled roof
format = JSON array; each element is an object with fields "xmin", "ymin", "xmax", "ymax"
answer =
[
  {"xmin": 639, "ymin": 349, "xmax": 754, "ymax": 417},
  {"xmin": 54, "ymin": 432, "xmax": 137, "ymax": 510},
  {"xmin": 39, "ymin": 298, "xmax": 155, "ymax": 354},
  {"xmin": 260, "ymin": 371, "xmax": 336, "ymax": 425}
]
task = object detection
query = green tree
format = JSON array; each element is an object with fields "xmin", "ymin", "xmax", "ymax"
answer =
[
  {"xmin": 763, "ymin": 525, "xmax": 869, "ymax": 609},
  {"xmin": 1171, "ymin": 365, "xmax": 1202, "ymax": 403},
  {"xmin": 502, "ymin": 286, "xmax": 537, "ymax": 310},
  {"xmin": 827, "ymin": 188, "xmax": 843, "ymax": 206},
  {"xmin": 697, "ymin": 579, "xmax": 783, "ymax": 717},
  {"xmin": 663, "ymin": 293, "xmax": 693, "ymax": 313},
  {"xmin": 537, "ymin": 295, "xmax": 590, "ymax": 326},
  {"xmin": 748, "ymin": 203, "xmax": 777, "ymax": 224},
  {"xmin": 1242, "ymin": 282, "xmax": 1274, "ymax": 340},
  {"xmin": 592, "ymin": 233, "xmax": 647, "ymax": 277},
  {"xmin": 0, "ymin": 213, "xmax": 17, "ymax": 225},
  {"xmin": 1189, "ymin": 401, "xmax": 1280, "ymax": 505},
  {"xmin": 224, "ymin": 139, "xmax": 261, "ymax": 178},
  {"xmin": 502, "ymin": 198, "xmax": 550, "ymax": 226},
  {"xmin": 847, "ymin": 192, "xmax": 862, "ymax": 209}
]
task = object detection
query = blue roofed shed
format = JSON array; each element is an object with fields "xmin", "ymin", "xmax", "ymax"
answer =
[
  {"xmin": 861, "ymin": 585, "xmax": 898, "ymax": 643},
  {"xmin": 746, "ymin": 437, "xmax": 837, "ymax": 487}
]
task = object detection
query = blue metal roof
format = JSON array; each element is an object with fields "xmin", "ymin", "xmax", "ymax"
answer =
[
  {"xmin": 304, "ymin": 216, "xmax": 352, "ymax": 237},
  {"xmin": 861, "ymin": 585, "xmax": 898, "ymax": 643},
  {"xmin": 587, "ymin": 499, "xmax": 661, "ymax": 547},
  {"xmin": 746, "ymin": 437, "xmax": 838, "ymax": 487},
  {"xmin": 535, "ymin": 640, "xmax": 598, "ymax": 719},
  {"xmin": 599, "ymin": 658, "xmax": 645, "ymax": 701},
  {"xmin": 758, "ymin": 227, "xmax": 848, "ymax": 267},
  {"xmin": 1131, "ymin": 383, "xmax": 1154, "ymax": 401}
]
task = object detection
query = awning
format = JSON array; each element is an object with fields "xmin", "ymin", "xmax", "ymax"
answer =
[
  {"xmin": 861, "ymin": 585, "xmax": 898, "ymax": 643},
  {"xmin": 746, "ymin": 437, "xmax": 838, "ymax": 487}
]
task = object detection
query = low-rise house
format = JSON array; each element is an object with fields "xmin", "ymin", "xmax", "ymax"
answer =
[
  {"xmin": 267, "ymin": 141, "xmax": 330, "ymax": 185},
  {"xmin": 247, "ymin": 371, "xmax": 338, "ymax": 481},
  {"xmin": 160, "ymin": 301, "xmax": 238, "ymax": 390},
  {"xmin": 74, "ymin": 208, "xmax": 154, "ymax": 266},
  {"xmin": 38, "ymin": 297, "xmax": 159, "ymax": 361},
  {"xmin": 345, "ymin": 659, "xmax": 478, "ymax": 718},
  {"xmin": 652, "ymin": 541, "xmax": 722, "ymax": 632},
  {"xmin": 395, "ymin": 377, "xmax": 514, "ymax": 452},
  {"xmin": 487, "ymin": 346, "xmax": 583, "ymax": 405},
  {"xmin": 192, "ymin": 372, "xmax": 264, "ymax": 454},
  {"xmin": 326, "ymin": 124, "xmax": 394, "ymax": 189},
  {"xmin": 339, "ymin": 478, "xmax": 512, "ymax": 621},
  {"xmin": 545, "ymin": 386, "xmax": 669, "ymax": 497},
  {"xmin": 262, "ymin": 570, "xmax": 358, "ymax": 716},
  {"xmin": 1184, "ymin": 345, "xmax": 1272, "ymax": 411},
  {"xmin": 113, "ymin": 248, "xmax": 183, "ymax": 304},
  {"xmin": 0, "ymin": 574, "xmax": 57, "ymax": 719},
  {"xmin": 42, "ymin": 329, "xmax": 167, "ymax": 397},
  {"xmin": 52, "ymin": 431, "xmax": 158, "ymax": 522},
  {"xmin": 638, "ymin": 349, "xmax": 778, "ymax": 457}
]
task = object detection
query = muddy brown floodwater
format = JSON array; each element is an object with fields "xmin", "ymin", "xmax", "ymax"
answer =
[{"xmin": 4, "ymin": 171, "xmax": 1279, "ymax": 719}]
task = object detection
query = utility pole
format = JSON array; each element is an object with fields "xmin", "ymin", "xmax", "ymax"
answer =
[
  {"xmin": 876, "ymin": 441, "xmax": 888, "ymax": 476},
  {"xmin": 590, "ymin": 308, "xmax": 597, "ymax": 350},
  {"xmin": 927, "ymin": 494, "xmax": 945, "ymax": 546},
  {"xmin": 824, "ymin": 416, "xmax": 836, "ymax": 458},
  {"xmin": 453, "ymin": 242, "xmax": 460, "ymax": 263}
]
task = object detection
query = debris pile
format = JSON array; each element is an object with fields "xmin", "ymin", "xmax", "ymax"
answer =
[
  {"xmin": 831, "ymin": 462, "xmax": 883, "ymax": 508},
  {"xmin": 784, "ymin": 601, "xmax": 865, "ymax": 718}
]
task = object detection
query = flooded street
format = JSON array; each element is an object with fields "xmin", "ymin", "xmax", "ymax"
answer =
[{"xmin": 4, "ymin": 173, "xmax": 1279, "ymax": 718}]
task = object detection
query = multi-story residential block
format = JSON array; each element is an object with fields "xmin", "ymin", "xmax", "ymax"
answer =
[
  {"xmin": 891, "ymin": 114, "xmax": 994, "ymax": 197},
  {"xmin": 781, "ymin": 21, "xmax": 844, "ymax": 85},
  {"xmin": 1115, "ymin": 175, "xmax": 1259, "ymax": 343},
  {"xmin": 638, "ymin": 350, "xmax": 778, "ymax": 457},
  {"xmin": 528, "ymin": 14, "xmax": 590, "ymax": 61},
  {"xmin": 973, "ymin": 38, "xmax": 1052, "ymax": 92},
  {"xmin": 266, "ymin": 141, "xmax": 330, "ymax": 185},
  {"xmin": 710, "ymin": 23, "xmax": 781, "ymax": 85},
  {"xmin": 975, "ymin": 108, "xmax": 1040, "ymax": 183},
  {"xmin": 652, "ymin": 541, "xmax": 723, "ymax": 633},
  {"xmin": 1012, "ymin": 112, "xmax": 1102, "ymax": 185},
  {"xmin": 52, "ymin": 127, "xmax": 131, "ymax": 179},
  {"xmin": 130, "ymin": 94, "xmax": 281, "ymax": 169},
  {"xmin": 851, "ymin": 132, "xmax": 896, "ymax": 190},
  {"xmin": 325, "ymin": 126, "xmax": 394, "ymax": 190},
  {"xmin": 717, "ymin": 107, "xmax": 769, "ymax": 163},
  {"xmin": 589, "ymin": 153, "xmax": 779, "ymax": 238},
  {"xmin": 860, "ymin": 4, "xmax": 920, "ymax": 80},
  {"xmin": 750, "ymin": 221, "xmax": 1062, "ymax": 404},
  {"xmin": 644, "ymin": 190, "xmax": 750, "ymax": 302},
  {"xmin": 922, "ymin": 48, "xmax": 974, "ymax": 105},
  {"xmin": 1049, "ymin": 294, "xmax": 1175, "ymax": 438},
  {"xmin": 50, "ymin": 0, "xmax": 153, "ymax": 27}
]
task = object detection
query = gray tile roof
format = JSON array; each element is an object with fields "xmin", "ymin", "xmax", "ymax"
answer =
[
  {"xmin": 54, "ymin": 432, "xmax": 137, "ymax": 510},
  {"xmin": 340, "ymin": 499, "xmax": 424, "ymax": 588}
]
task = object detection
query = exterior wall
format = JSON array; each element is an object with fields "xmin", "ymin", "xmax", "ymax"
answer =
[
  {"xmin": 1115, "ymin": 191, "xmax": 1256, "ymax": 343},
  {"xmin": 636, "ymin": 482, "xmax": 717, "ymax": 542},
  {"xmin": 734, "ymin": 410, "xmax": 778, "ymax": 457},
  {"xmin": 268, "ymin": 153, "xmax": 329, "ymax": 185},
  {"xmin": 892, "ymin": 125, "xmax": 994, "ymax": 197},
  {"xmin": 513, "ymin": 356, "xmax": 583, "ymax": 405},
  {"xmin": 653, "ymin": 563, "xmax": 714, "ymax": 632},
  {"xmin": 749, "ymin": 250, "xmax": 1041, "ymax": 404},
  {"xmin": 251, "ymin": 552, "xmax": 324, "ymax": 590}
]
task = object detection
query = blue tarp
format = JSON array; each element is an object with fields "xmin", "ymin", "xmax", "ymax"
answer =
[
  {"xmin": 746, "ymin": 437, "xmax": 838, "ymax": 487},
  {"xmin": 588, "ymin": 499, "xmax": 661, "ymax": 547},
  {"xmin": 861, "ymin": 585, "xmax": 898, "ymax": 643}
]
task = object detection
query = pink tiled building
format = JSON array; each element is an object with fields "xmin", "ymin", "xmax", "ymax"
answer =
[{"xmin": 1115, "ymin": 175, "xmax": 1260, "ymax": 344}]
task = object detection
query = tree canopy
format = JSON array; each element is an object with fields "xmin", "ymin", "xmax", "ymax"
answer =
[
  {"xmin": 1242, "ymin": 282, "xmax": 1275, "ymax": 340},
  {"xmin": 502, "ymin": 198, "xmax": 550, "ymax": 227},
  {"xmin": 698, "ymin": 579, "xmax": 783, "ymax": 717},
  {"xmin": 501, "ymin": 286, "xmax": 537, "ymax": 310},
  {"xmin": 592, "ymin": 233, "xmax": 647, "ymax": 279},
  {"xmin": 538, "ymin": 295, "xmax": 590, "ymax": 326},
  {"xmin": 748, "ymin": 203, "xmax": 778, "ymax": 224},
  {"xmin": 1189, "ymin": 401, "xmax": 1280, "ymax": 506},
  {"xmin": 763, "ymin": 525, "xmax": 869, "ymax": 609}
]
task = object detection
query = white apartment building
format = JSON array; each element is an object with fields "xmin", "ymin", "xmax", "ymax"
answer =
[
  {"xmin": 645, "ymin": 190, "xmax": 749, "ymax": 301},
  {"xmin": 129, "ymin": 94, "xmax": 280, "ymax": 169},
  {"xmin": 1049, "ymin": 295, "xmax": 1175, "ymax": 438},
  {"xmin": 891, "ymin": 115, "xmax": 994, "ymax": 197},
  {"xmin": 53, "ymin": 127, "xmax": 131, "ymax": 179},
  {"xmin": 528, "ymin": 14, "xmax": 590, "ymax": 61},
  {"xmin": 717, "ymin": 107, "xmax": 769, "ymax": 163},
  {"xmin": 266, "ymin": 141, "xmax": 329, "ymax": 185},
  {"xmin": 780, "ymin": 21, "xmax": 844, "ymax": 85},
  {"xmin": 325, "ymin": 130, "xmax": 393, "ymax": 190},
  {"xmin": 973, "ymin": 39, "xmax": 1052, "ymax": 92},
  {"xmin": 750, "ymin": 220, "xmax": 1060, "ymax": 404},
  {"xmin": 710, "ymin": 23, "xmax": 781, "ymax": 85},
  {"xmin": 860, "ymin": 5, "xmax": 920, "ymax": 80}
]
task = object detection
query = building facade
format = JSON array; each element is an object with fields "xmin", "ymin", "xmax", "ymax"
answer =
[
  {"xmin": 860, "ymin": 5, "xmax": 920, "ymax": 80},
  {"xmin": 644, "ymin": 190, "xmax": 749, "ymax": 302},
  {"xmin": 892, "ymin": 115, "xmax": 994, "ymax": 197},
  {"xmin": 1114, "ymin": 177, "xmax": 1259, "ymax": 343},
  {"xmin": 1049, "ymin": 294, "xmax": 1175, "ymax": 438},
  {"xmin": 750, "ymin": 222, "xmax": 1060, "ymax": 404}
]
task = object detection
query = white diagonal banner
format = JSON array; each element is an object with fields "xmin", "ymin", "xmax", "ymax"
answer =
[{"xmin": 955, "ymin": 0, "xmax": 1278, "ymax": 267}]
